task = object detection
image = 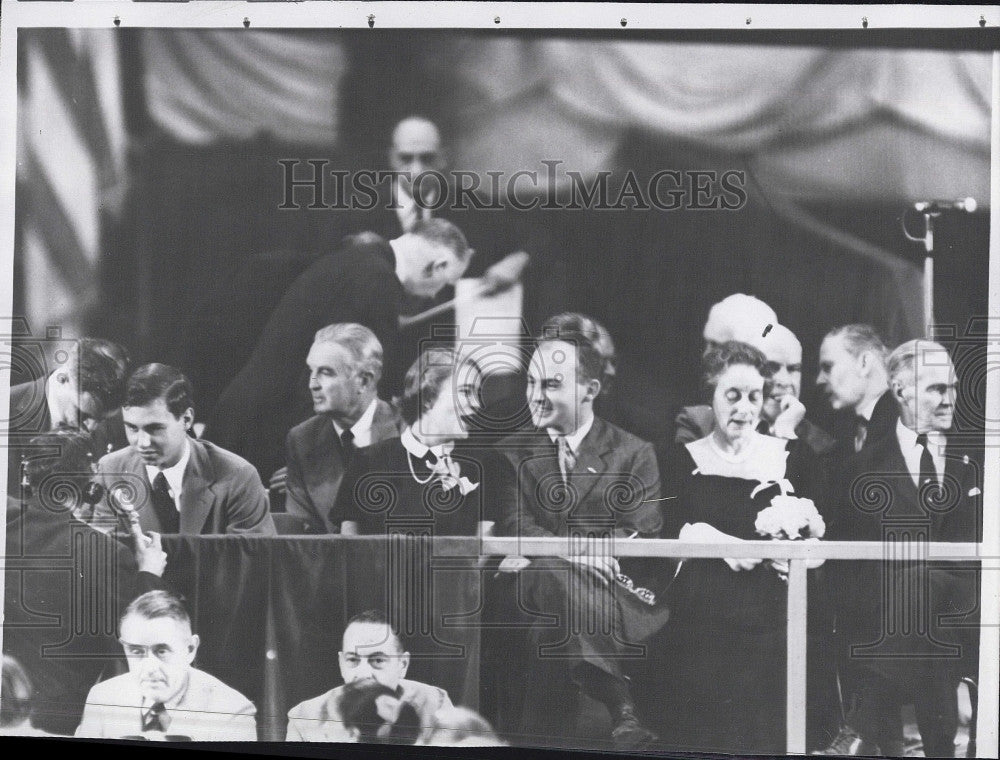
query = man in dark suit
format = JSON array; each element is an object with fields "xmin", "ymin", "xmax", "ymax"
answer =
[
  {"xmin": 490, "ymin": 314, "xmax": 667, "ymax": 750},
  {"xmin": 818, "ymin": 340, "xmax": 980, "ymax": 756},
  {"xmin": 205, "ymin": 219, "xmax": 472, "ymax": 479},
  {"xmin": 816, "ymin": 323, "xmax": 897, "ymax": 456},
  {"xmin": 93, "ymin": 364, "xmax": 275, "ymax": 536},
  {"xmin": 284, "ymin": 323, "xmax": 403, "ymax": 533},
  {"xmin": 7, "ymin": 337, "xmax": 129, "ymax": 496},
  {"xmin": 4, "ymin": 430, "xmax": 167, "ymax": 735}
]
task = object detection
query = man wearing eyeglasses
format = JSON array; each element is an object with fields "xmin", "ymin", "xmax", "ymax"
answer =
[
  {"xmin": 285, "ymin": 610, "xmax": 452, "ymax": 742},
  {"xmin": 75, "ymin": 590, "xmax": 257, "ymax": 740}
]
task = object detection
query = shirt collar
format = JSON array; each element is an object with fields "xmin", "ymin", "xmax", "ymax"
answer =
[
  {"xmin": 546, "ymin": 414, "xmax": 595, "ymax": 454},
  {"xmin": 896, "ymin": 418, "xmax": 945, "ymax": 451},
  {"xmin": 144, "ymin": 438, "xmax": 191, "ymax": 497},
  {"xmin": 400, "ymin": 427, "xmax": 453, "ymax": 462},
  {"xmin": 332, "ymin": 397, "xmax": 379, "ymax": 439}
]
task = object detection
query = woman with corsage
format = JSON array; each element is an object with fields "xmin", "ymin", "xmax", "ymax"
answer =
[
  {"xmin": 654, "ymin": 341, "xmax": 827, "ymax": 754},
  {"xmin": 337, "ymin": 347, "xmax": 497, "ymax": 536}
]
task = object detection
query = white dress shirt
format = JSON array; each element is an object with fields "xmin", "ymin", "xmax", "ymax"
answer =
[
  {"xmin": 331, "ymin": 397, "xmax": 379, "ymax": 449},
  {"xmin": 545, "ymin": 414, "xmax": 595, "ymax": 456},
  {"xmin": 144, "ymin": 438, "xmax": 191, "ymax": 513},
  {"xmin": 896, "ymin": 419, "xmax": 946, "ymax": 488}
]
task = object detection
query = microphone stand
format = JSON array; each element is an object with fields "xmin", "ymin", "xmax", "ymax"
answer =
[{"xmin": 903, "ymin": 209, "xmax": 939, "ymax": 337}]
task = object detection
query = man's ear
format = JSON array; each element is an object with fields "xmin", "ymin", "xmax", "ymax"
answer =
[
  {"xmin": 188, "ymin": 633, "xmax": 200, "ymax": 664},
  {"xmin": 858, "ymin": 351, "xmax": 872, "ymax": 376},
  {"xmin": 583, "ymin": 378, "xmax": 601, "ymax": 403},
  {"xmin": 399, "ymin": 651, "xmax": 410, "ymax": 677},
  {"xmin": 892, "ymin": 379, "xmax": 906, "ymax": 400},
  {"xmin": 356, "ymin": 370, "xmax": 376, "ymax": 392},
  {"xmin": 180, "ymin": 407, "xmax": 195, "ymax": 430}
]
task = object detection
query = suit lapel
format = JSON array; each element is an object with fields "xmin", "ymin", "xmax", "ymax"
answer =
[
  {"xmin": 180, "ymin": 439, "xmax": 216, "ymax": 535},
  {"xmin": 306, "ymin": 419, "xmax": 342, "ymax": 512},
  {"xmin": 880, "ymin": 436, "xmax": 921, "ymax": 519},
  {"xmin": 571, "ymin": 419, "xmax": 610, "ymax": 505},
  {"xmin": 126, "ymin": 453, "xmax": 163, "ymax": 534}
]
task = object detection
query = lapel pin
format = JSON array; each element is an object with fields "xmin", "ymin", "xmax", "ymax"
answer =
[
  {"xmin": 963, "ymin": 455, "xmax": 970, "ymax": 465},
  {"xmin": 587, "ymin": 467, "xmax": 597, "ymax": 473},
  {"xmin": 968, "ymin": 487, "xmax": 981, "ymax": 497}
]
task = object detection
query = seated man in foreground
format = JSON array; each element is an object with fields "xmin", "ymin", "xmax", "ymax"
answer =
[
  {"xmin": 286, "ymin": 610, "xmax": 452, "ymax": 742},
  {"xmin": 75, "ymin": 590, "xmax": 258, "ymax": 740}
]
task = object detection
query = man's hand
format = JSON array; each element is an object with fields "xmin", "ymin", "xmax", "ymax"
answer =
[
  {"xmin": 481, "ymin": 251, "xmax": 530, "ymax": 295},
  {"xmin": 566, "ymin": 554, "xmax": 620, "ymax": 585},
  {"xmin": 131, "ymin": 520, "xmax": 167, "ymax": 576},
  {"xmin": 772, "ymin": 395, "xmax": 806, "ymax": 440},
  {"xmin": 496, "ymin": 555, "xmax": 531, "ymax": 574}
]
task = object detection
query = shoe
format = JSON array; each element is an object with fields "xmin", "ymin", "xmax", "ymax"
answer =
[
  {"xmin": 812, "ymin": 725, "xmax": 881, "ymax": 756},
  {"xmin": 610, "ymin": 705, "xmax": 659, "ymax": 750}
]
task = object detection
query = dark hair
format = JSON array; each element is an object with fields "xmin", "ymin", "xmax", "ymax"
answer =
[
  {"xmin": 1, "ymin": 655, "xmax": 34, "ymax": 728},
  {"xmin": 409, "ymin": 218, "xmax": 472, "ymax": 263},
  {"xmin": 22, "ymin": 429, "xmax": 95, "ymax": 494},
  {"xmin": 702, "ymin": 341, "xmax": 773, "ymax": 394},
  {"xmin": 345, "ymin": 610, "xmax": 404, "ymax": 652},
  {"xmin": 400, "ymin": 347, "xmax": 460, "ymax": 427},
  {"xmin": 125, "ymin": 364, "xmax": 194, "ymax": 418},
  {"xmin": 536, "ymin": 314, "xmax": 606, "ymax": 387},
  {"xmin": 76, "ymin": 337, "xmax": 130, "ymax": 413},
  {"xmin": 826, "ymin": 324, "xmax": 890, "ymax": 364},
  {"xmin": 338, "ymin": 680, "xmax": 421, "ymax": 745},
  {"xmin": 540, "ymin": 312, "xmax": 615, "ymax": 390},
  {"xmin": 121, "ymin": 590, "xmax": 191, "ymax": 630}
]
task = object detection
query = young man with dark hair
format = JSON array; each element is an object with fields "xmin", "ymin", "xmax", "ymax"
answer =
[
  {"xmin": 92, "ymin": 363, "xmax": 275, "ymax": 535},
  {"xmin": 489, "ymin": 314, "xmax": 669, "ymax": 750},
  {"xmin": 75, "ymin": 590, "xmax": 257, "ymax": 740}
]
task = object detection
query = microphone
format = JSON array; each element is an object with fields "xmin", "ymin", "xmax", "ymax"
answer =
[{"xmin": 913, "ymin": 197, "xmax": 977, "ymax": 214}]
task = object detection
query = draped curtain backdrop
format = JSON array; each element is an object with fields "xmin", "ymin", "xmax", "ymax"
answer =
[{"xmin": 14, "ymin": 31, "xmax": 992, "ymax": 422}]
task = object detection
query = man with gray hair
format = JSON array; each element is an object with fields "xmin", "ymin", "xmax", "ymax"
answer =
[
  {"xmin": 816, "ymin": 324, "xmax": 896, "ymax": 456},
  {"xmin": 284, "ymin": 323, "xmax": 403, "ymax": 533},
  {"xmin": 701, "ymin": 292, "xmax": 778, "ymax": 353},
  {"xmin": 819, "ymin": 339, "xmax": 979, "ymax": 756}
]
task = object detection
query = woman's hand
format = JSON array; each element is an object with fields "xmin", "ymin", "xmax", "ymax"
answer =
[{"xmin": 679, "ymin": 522, "xmax": 762, "ymax": 572}]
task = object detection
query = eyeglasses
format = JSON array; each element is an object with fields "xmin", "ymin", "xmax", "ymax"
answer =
[
  {"xmin": 339, "ymin": 651, "xmax": 398, "ymax": 670},
  {"xmin": 119, "ymin": 640, "xmax": 180, "ymax": 661}
]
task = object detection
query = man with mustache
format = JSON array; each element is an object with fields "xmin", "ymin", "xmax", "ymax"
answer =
[
  {"xmin": 76, "ymin": 591, "xmax": 257, "ymax": 740},
  {"xmin": 92, "ymin": 364, "xmax": 275, "ymax": 535}
]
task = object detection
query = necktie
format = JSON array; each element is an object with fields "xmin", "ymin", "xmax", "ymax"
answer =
[
  {"xmin": 151, "ymin": 472, "xmax": 180, "ymax": 534},
  {"xmin": 854, "ymin": 415, "xmax": 869, "ymax": 453},
  {"xmin": 340, "ymin": 428, "xmax": 356, "ymax": 466},
  {"xmin": 557, "ymin": 437, "xmax": 576, "ymax": 483},
  {"xmin": 915, "ymin": 433, "xmax": 938, "ymax": 504},
  {"xmin": 142, "ymin": 702, "xmax": 171, "ymax": 732}
]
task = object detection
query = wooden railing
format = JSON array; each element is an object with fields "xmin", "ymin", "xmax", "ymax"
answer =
[{"xmin": 480, "ymin": 537, "xmax": 993, "ymax": 756}]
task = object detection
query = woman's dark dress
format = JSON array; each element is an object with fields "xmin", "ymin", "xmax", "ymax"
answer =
[
  {"xmin": 654, "ymin": 436, "xmax": 823, "ymax": 754},
  {"xmin": 336, "ymin": 437, "xmax": 497, "ymax": 536}
]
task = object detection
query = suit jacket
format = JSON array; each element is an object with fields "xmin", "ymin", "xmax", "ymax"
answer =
[
  {"xmin": 205, "ymin": 233, "xmax": 404, "ymax": 478},
  {"xmin": 831, "ymin": 428, "xmax": 981, "ymax": 685},
  {"xmin": 284, "ymin": 400, "xmax": 403, "ymax": 533},
  {"xmin": 93, "ymin": 439, "xmax": 275, "ymax": 536},
  {"xmin": 75, "ymin": 668, "xmax": 257, "ymax": 740},
  {"xmin": 286, "ymin": 678, "xmax": 452, "ymax": 742},
  {"xmin": 674, "ymin": 403, "xmax": 836, "ymax": 456},
  {"xmin": 4, "ymin": 498, "xmax": 164, "ymax": 735}
]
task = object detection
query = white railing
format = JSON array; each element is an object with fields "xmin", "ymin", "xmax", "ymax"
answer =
[{"xmin": 480, "ymin": 537, "xmax": 992, "ymax": 756}]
